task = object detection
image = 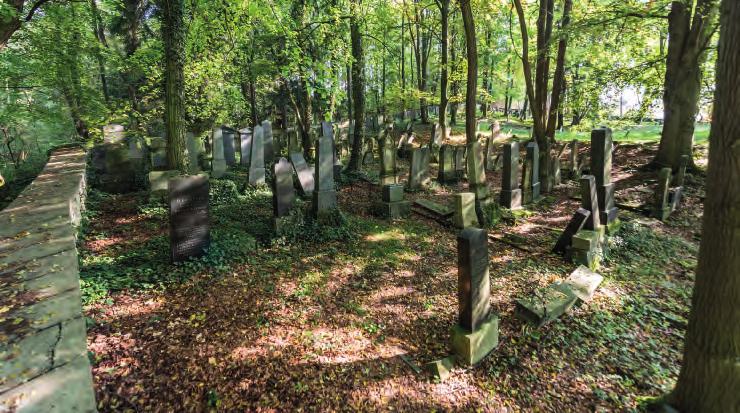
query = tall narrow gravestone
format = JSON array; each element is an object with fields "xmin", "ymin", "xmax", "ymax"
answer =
[
  {"xmin": 451, "ymin": 228, "xmax": 499, "ymax": 365},
  {"xmin": 580, "ymin": 175, "xmax": 601, "ymax": 230},
  {"xmin": 652, "ymin": 167, "xmax": 672, "ymax": 221},
  {"xmin": 312, "ymin": 133, "xmax": 338, "ymax": 217},
  {"xmin": 186, "ymin": 132, "xmax": 201, "ymax": 174},
  {"xmin": 438, "ymin": 144, "xmax": 457, "ymax": 184},
  {"xmin": 407, "ymin": 147, "xmax": 430, "ymax": 191},
  {"xmin": 222, "ymin": 126, "xmax": 237, "ymax": 166},
  {"xmin": 467, "ymin": 141, "xmax": 489, "ymax": 202},
  {"xmin": 212, "ymin": 127, "xmax": 227, "ymax": 178},
  {"xmin": 590, "ymin": 128, "xmax": 618, "ymax": 226},
  {"xmin": 273, "ymin": 158, "xmax": 296, "ymax": 234},
  {"xmin": 262, "ymin": 120, "xmax": 274, "ymax": 164},
  {"xmin": 249, "ymin": 125, "xmax": 266, "ymax": 185},
  {"xmin": 522, "ymin": 142, "xmax": 540, "ymax": 204},
  {"xmin": 569, "ymin": 139, "xmax": 580, "ymax": 179},
  {"xmin": 379, "ymin": 134, "xmax": 397, "ymax": 186},
  {"xmin": 454, "ymin": 146, "xmax": 466, "ymax": 179},
  {"xmin": 239, "ymin": 127, "xmax": 252, "ymax": 167},
  {"xmin": 169, "ymin": 175, "xmax": 210, "ymax": 262},
  {"xmin": 500, "ymin": 142, "xmax": 522, "ymax": 209}
]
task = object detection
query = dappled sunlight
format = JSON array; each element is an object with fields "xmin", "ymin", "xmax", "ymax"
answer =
[{"xmin": 366, "ymin": 229, "xmax": 407, "ymax": 242}]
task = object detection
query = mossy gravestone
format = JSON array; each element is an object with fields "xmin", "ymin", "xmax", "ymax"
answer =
[
  {"xmin": 451, "ymin": 228, "xmax": 499, "ymax": 365},
  {"xmin": 379, "ymin": 134, "xmax": 398, "ymax": 186},
  {"xmin": 222, "ymin": 126, "xmax": 237, "ymax": 166},
  {"xmin": 290, "ymin": 152, "xmax": 315, "ymax": 196},
  {"xmin": 438, "ymin": 144, "xmax": 457, "ymax": 184},
  {"xmin": 169, "ymin": 175, "xmax": 210, "ymax": 263}
]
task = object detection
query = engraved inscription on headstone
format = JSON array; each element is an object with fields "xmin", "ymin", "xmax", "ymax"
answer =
[{"xmin": 169, "ymin": 175, "xmax": 210, "ymax": 262}]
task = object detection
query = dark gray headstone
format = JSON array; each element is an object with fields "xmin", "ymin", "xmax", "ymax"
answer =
[
  {"xmin": 438, "ymin": 144, "xmax": 456, "ymax": 183},
  {"xmin": 169, "ymin": 175, "xmax": 210, "ymax": 263},
  {"xmin": 312, "ymin": 133, "xmax": 337, "ymax": 215},
  {"xmin": 467, "ymin": 141, "xmax": 488, "ymax": 201},
  {"xmin": 591, "ymin": 128, "xmax": 618, "ymax": 224},
  {"xmin": 290, "ymin": 152, "xmax": 315, "ymax": 195},
  {"xmin": 500, "ymin": 142, "xmax": 522, "ymax": 209},
  {"xmin": 222, "ymin": 126, "xmax": 236, "ymax": 166},
  {"xmin": 212, "ymin": 127, "xmax": 226, "ymax": 178},
  {"xmin": 262, "ymin": 120, "xmax": 274, "ymax": 163},
  {"xmin": 239, "ymin": 128, "xmax": 252, "ymax": 167},
  {"xmin": 552, "ymin": 208, "xmax": 591, "ymax": 255},
  {"xmin": 454, "ymin": 146, "xmax": 466, "ymax": 179},
  {"xmin": 523, "ymin": 142, "xmax": 540, "ymax": 203},
  {"xmin": 580, "ymin": 175, "xmax": 601, "ymax": 230},
  {"xmin": 457, "ymin": 227, "xmax": 491, "ymax": 332},
  {"xmin": 273, "ymin": 158, "xmax": 295, "ymax": 218}
]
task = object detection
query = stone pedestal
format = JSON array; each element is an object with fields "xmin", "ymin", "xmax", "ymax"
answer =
[
  {"xmin": 451, "ymin": 314, "xmax": 499, "ymax": 366},
  {"xmin": 373, "ymin": 184, "xmax": 410, "ymax": 219}
]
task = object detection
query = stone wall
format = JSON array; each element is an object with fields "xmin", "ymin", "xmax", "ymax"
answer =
[{"xmin": 0, "ymin": 147, "xmax": 97, "ymax": 412}]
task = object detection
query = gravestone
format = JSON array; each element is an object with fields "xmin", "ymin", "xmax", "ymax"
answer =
[
  {"xmin": 407, "ymin": 147, "xmax": 430, "ymax": 191},
  {"xmin": 674, "ymin": 154, "xmax": 689, "ymax": 187},
  {"xmin": 579, "ymin": 175, "xmax": 601, "ymax": 230},
  {"xmin": 239, "ymin": 127, "xmax": 252, "ymax": 167},
  {"xmin": 169, "ymin": 175, "xmax": 210, "ymax": 262},
  {"xmin": 149, "ymin": 137, "xmax": 168, "ymax": 170},
  {"xmin": 249, "ymin": 125, "xmax": 266, "ymax": 185},
  {"xmin": 373, "ymin": 184, "xmax": 411, "ymax": 219},
  {"xmin": 379, "ymin": 134, "xmax": 398, "ymax": 186},
  {"xmin": 569, "ymin": 140, "xmax": 580, "ymax": 179},
  {"xmin": 149, "ymin": 170, "xmax": 179, "ymax": 201},
  {"xmin": 466, "ymin": 141, "xmax": 489, "ymax": 202},
  {"xmin": 453, "ymin": 192, "xmax": 479, "ymax": 229},
  {"xmin": 312, "ymin": 133, "xmax": 338, "ymax": 217},
  {"xmin": 451, "ymin": 227, "xmax": 499, "ymax": 365},
  {"xmin": 211, "ymin": 127, "xmax": 227, "ymax": 178},
  {"xmin": 522, "ymin": 142, "xmax": 540, "ymax": 204},
  {"xmin": 590, "ymin": 128, "xmax": 618, "ymax": 225},
  {"xmin": 551, "ymin": 156, "xmax": 562, "ymax": 186},
  {"xmin": 290, "ymin": 152, "xmax": 315, "ymax": 196},
  {"xmin": 485, "ymin": 122, "xmax": 501, "ymax": 171},
  {"xmin": 653, "ymin": 167, "xmax": 672, "ymax": 221},
  {"xmin": 102, "ymin": 124, "xmax": 125, "ymax": 143},
  {"xmin": 273, "ymin": 158, "xmax": 296, "ymax": 234},
  {"xmin": 187, "ymin": 133, "xmax": 201, "ymax": 174},
  {"xmin": 288, "ymin": 129, "xmax": 301, "ymax": 155},
  {"xmin": 222, "ymin": 126, "xmax": 237, "ymax": 166},
  {"xmin": 438, "ymin": 144, "xmax": 457, "ymax": 184},
  {"xmin": 262, "ymin": 120, "xmax": 274, "ymax": 164},
  {"xmin": 552, "ymin": 208, "xmax": 591, "ymax": 256},
  {"xmin": 500, "ymin": 142, "xmax": 522, "ymax": 209},
  {"xmin": 454, "ymin": 146, "xmax": 466, "ymax": 179}
]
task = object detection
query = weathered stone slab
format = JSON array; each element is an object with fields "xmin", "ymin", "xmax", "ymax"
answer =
[
  {"xmin": 187, "ymin": 133, "xmax": 201, "ymax": 173},
  {"xmin": 262, "ymin": 120, "xmax": 274, "ymax": 163},
  {"xmin": 290, "ymin": 152, "xmax": 314, "ymax": 196},
  {"xmin": 148, "ymin": 170, "xmax": 179, "ymax": 200},
  {"xmin": 379, "ymin": 135, "xmax": 397, "ymax": 186},
  {"xmin": 653, "ymin": 167, "xmax": 672, "ymax": 221},
  {"xmin": 590, "ymin": 128, "xmax": 618, "ymax": 224},
  {"xmin": 249, "ymin": 125, "xmax": 266, "ymax": 185},
  {"xmin": 312, "ymin": 133, "xmax": 338, "ymax": 216},
  {"xmin": 500, "ymin": 142, "xmax": 522, "ymax": 210},
  {"xmin": 382, "ymin": 184, "xmax": 405, "ymax": 203},
  {"xmin": 466, "ymin": 141, "xmax": 489, "ymax": 201},
  {"xmin": 564, "ymin": 265, "xmax": 603, "ymax": 302},
  {"xmin": 438, "ymin": 145, "xmax": 457, "ymax": 184},
  {"xmin": 580, "ymin": 175, "xmax": 601, "ymax": 230},
  {"xmin": 272, "ymin": 158, "xmax": 295, "ymax": 218},
  {"xmin": 522, "ymin": 142, "xmax": 540, "ymax": 204},
  {"xmin": 456, "ymin": 227, "xmax": 490, "ymax": 331},
  {"xmin": 515, "ymin": 283, "xmax": 578, "ymax": 327},
  {"xmin": 212, "ymin": 127, "xmax": 227, "ymax": 178},
  {"xmin": 453, "ymin": 193, "xmax": 479, "ymax": 229},
  {"xmin": 222, "ymin": 126, "xmax": 237, "ymax": 166},
  {"xmin": 552, "ymin": 208, "xmax": 591, "ymax": 256},
  {"xmin": 239, "ymin": 128, "xmax": 252, "ymax": 167},
  {"xmin": 414, "ymin": 199, "xmax": 453, "ymax": 217},
  {"xmin": 102, "ymin": 123, "xmax": 125, "ymax": 143},
  {"xmin": 407, "ymin": 147, "xmax": 430, "ymax": 191},
  {"xmin": 169, "ymin": 175, "xmax": 210, "ymax": 262},
  {"xmin": 424, "ymin": 356, "xmax": 456, "ymax": 381}
]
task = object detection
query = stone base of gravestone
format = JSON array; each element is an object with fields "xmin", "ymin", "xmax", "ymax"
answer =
[
  {"xmin": 499, "ymin": 188, "xmax": 522, "ymax": 210},
  {"xmin": 567, "ymin": 228, "xmax": 604, "ymax": 270},
  {"xmin": 515, "ymin": 283, "xmax": 578, "ymax": 327},
  {"xmin": 372, "ymin": 184, "xmax": 410, "ymax": 219},
  {"xmin": 453, "ymin": 193, "xmax": 479, "ymax": 229},
  {"xmin": 379, "ymin": 174, "xmax": 398, "ymax": 186},
  {"xmin": 312, "ymin": 190, "xmax": 337, "ymax": 216},
  {"xmin": 148, "ymin": 170, "xmax": 179, "ymax": 201},
  {"xmin": 450, "ymin": 314, "xmax": 499, "ymax": 366},
  {"xmin": 424, "ymin": 356, "xmax": 456, "ymax": 381}
]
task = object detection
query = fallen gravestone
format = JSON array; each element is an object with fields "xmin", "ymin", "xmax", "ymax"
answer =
[
  {"xmin": 169, "ymin": 175, "xmax": 210, "ymax": 262},
  {"xmin": 414, "ymin": 199, "xmax": 453, "ymax": 217},
  {"xmin": 552, "ymin": 208, "xmax": 591, "ymax": 256},
  {"xmin": 290, "ymin": 152, "xmax": 315, "ymax": 196}
]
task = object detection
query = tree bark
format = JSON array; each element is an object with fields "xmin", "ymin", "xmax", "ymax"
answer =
[
  {"xmin": 670, "ymin": 0, "xmax": 740, "ymax": 410},
  {"xmin": 654, "ymin": 0, "xmax": 718, "ymax": 171},
  {"xmin": 437, "ymin": 0, "xmax": 450, "ymax": 137},
  {"xmin": 160, "ymin": 0, "xmax": 188, "ymax": 173},
  {"xmin": 89, "ymin": 0, "xmax": 110, "ymax": 104},
  {"xmin": 460, "ymin": 0, "xmax": 476, "ymax": 144},
  {"xmin": 347, "ymin": 0, "xmax": 365, "ymax": 172}
]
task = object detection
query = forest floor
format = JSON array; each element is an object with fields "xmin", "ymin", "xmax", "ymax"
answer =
[{"xmin": 80, "ymin": 129, "xmax": 706, "ymax": 412}]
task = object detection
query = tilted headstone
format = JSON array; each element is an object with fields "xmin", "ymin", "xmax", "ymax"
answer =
[
  {"xmin": 222, "ymin": 126, "xmax": 237, "ymax": 166},
  {"xmin": 262, "ymin": 120, "xmax": 274, "ymax": 164},
  {"xmin": 522, "ymin": 142, "xmax": 540, "ymax": 204},
  {"xmin": 451, "ymin": 227, "xmax": 499, "ymax": 365},
  {"xmin": 500, "ymin": 142, "xmax": 522, "ymax": 209},
  {"xmin": 590, "ymin": 128, "xmax": 618, "ymax": 225},
  {"xmin": 290, "ymin": 152, "xmax": 315, "ymax": 196},
  {"xmin": 169, "ymin": 175, "xmax": 210, "ymax": 262},
  {"xmin": 652, "ymin": 167, "xmax": 672, "ymax": 221},
  {"xmin": 379, "ymin": 134, "xmax": 397, "ymax": 186},
  {"xmin": 407, "ymin": 147, "xmax": 430, "ymax": 191},
  {"xmin": 186, "ymin": 133, "xmax": 201, "ymax": 173},
  {"xmin": 453, "ymin": 192, "xmax": 479, "ymax": 229},
  {"xmin": 438, "ymin": 144, "xmax": 457, "ymax": 184},
  {"xmin": 466, "ymin": 141, "xmax": 489, "ymax": 202},
  {"xmin": 239, "ymin": 127, "xmax": 252, "ymax": 167},
  {"xmin": 249, "ymin": 125, "xmax": 266, "ymax": 185},
  {"xmin": 312, "ymin": 133, "xmax": 337, "ymax": 216},
  {"xmin": 211, "ymin": 127, "xmax": 227, "ymax": 178},
  {"xmin": 552, "ymin": 208, "xmax": 591, "ymax": 255},
  {"xmin": 580, "ymin": 175, "xmax": 601, "ymax": 230}
]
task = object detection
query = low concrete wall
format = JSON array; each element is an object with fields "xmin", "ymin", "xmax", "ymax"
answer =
[{"xmin": 0, "ymin": 147, "xmax": 97, "ymax": 412}]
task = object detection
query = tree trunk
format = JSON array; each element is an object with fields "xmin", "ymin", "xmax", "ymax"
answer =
[
  {"xmin": 160, "ymin": 0, "xmax": 188, "ymax": 173},
  {"xmin": 347, "ymin": 1, "xmax": 365, "ymax": 172},
  {"xmin": 438, "ymin": 0, "xmax": 450, "ymax": 137},
  {"xmin": 654, "ymin": 0, "xmax": 718, "ymax": 171},
  {"xmin": 460, "ymin": 0, "xmax": 476, "ymax": 144},
  {"xmin": 450, "ymin": 22, "xmax": 458, "ymax": 126},
  {"xmin": 670, "ymin": 0, "xmax": 740, "ymax": 410},
  {"xmin": 89, "ymin": 0, "xmax": 109, "ymax": 104}
]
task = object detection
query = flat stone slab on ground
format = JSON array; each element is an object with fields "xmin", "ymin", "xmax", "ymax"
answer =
[
  {"xmin": 564, "ymin": 265, "xmax": 604, "ymax": 302},
  {"xmin": 414, "ymin": 199, "xmax": 453, "ymax": 217},
  {"xmin": 515, "ymin": 283, "xmax": 578, "ymax": 327}
]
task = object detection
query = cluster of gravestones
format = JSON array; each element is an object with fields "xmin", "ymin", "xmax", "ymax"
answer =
[{"xmin": 652, "ymin": 154, "xmax": 689, "ymax": 221}]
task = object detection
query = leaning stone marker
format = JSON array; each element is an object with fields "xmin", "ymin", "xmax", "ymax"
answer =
[
  {"xmin": 169, "ymin": 175, "xmax": 210, "ymax": 262},
  {"xmin": 466, "ymin": 141, "xmax": 489, "ymax": 202},
  {"xmin": 312, "ymin": 133, "xmax": 338, "ymax": 217},
  {"xmin": 273, "ymin": 158, "xmax": 295, "ymax": 234},
  {"xmin": 500, "ymin": 142, "xmax": 522, "ymax": 209},
  {"xmin": 552, "ymin": 208, "xmax": 591, "ymax": 256},
  {"xmin": 212, "ymin": 127, "xmax": 227, "ymax": 178},
  {"xmin": 564, "ymin": 265, "xmax": 603, "ymax": 302},
  {"xmin": 580, "ymin": 175, "xmax": 601, "ymax": 230},
  {"xmin": 249, "ymin": 125, "xmax": 266, "ymax": 185},
  {"xmin": 290, "ymin": 152, "xmax": 315, "ymax": 196},
  {"xmin": 379, "ymin": 134, "xmax": 398, "ymax": 186},
  {"xmin": 262, "ymin": 120, "xmax": 274, "ymax": 164},
  {"xmin": 451, "ymin": 228, "xmax": 499, "ymax": 365},
  {"xmin": 653, "ymin": 167, "xmax": 672, "ymax": 221},
  {"xmin": 522, "ymin": 142, "xmax": 541, "ymax": 204}
]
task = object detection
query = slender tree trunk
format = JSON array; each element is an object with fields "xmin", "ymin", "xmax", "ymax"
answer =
[
  {"xmin": 438, "ymin": 0, "xmax": 450, "ymax": 137},
  {"xmin": 346, "ymin": 64, "xmax": 352, "ymax": 121},
  {"xmin": 347, "ymin": 1, "xmax": 365, "ymax": 171},
  {"xmin": 161, "ymin": 0, "xmax": 188, "ymax": 173},
  {"xmin": 460, "ymin": 0, "xmax": 476, "ymax": 144},
  {"xmin": 450, "ymin": 23, "xmax": 458, "ymax": 126},
  {"xmin": 654, "ymin": 0, "xmax": 718, "ymax": 171},
  {"xmin": 670, "ymin": 0, "xmax": 740, "ymax": 410},
  {"xmin": 89, "ymin": 0, "xmax": 109, "ymax": 104}
]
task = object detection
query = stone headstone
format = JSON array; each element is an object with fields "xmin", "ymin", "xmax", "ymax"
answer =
[
  {"xmin": 186, "ymin": 133, "xmax": 201, "ymax": 174},
  {"xmin": 312, "ymin": 133, "xmax": 337, "ymax": 216},
  {"xmin": 149, "ymin": 170, "xmax": 179, "ymax": 200},
  {"xmin": 522, "ymin": 142, "xmax": 540, "ymax": 204},
  {"xmin": 590, "ymin": 128, "xmax": 618, "ymax": 225},
  {"xmin": 580, "ymin": 175, "xmax": 601, "ymax": 230},
  {"xmin": 169, "ymin": 175, "xmax": 210, "ymax": 262},
  {"xmin": 379, "ymin": 135, "xmax": 397, "ymax": 186},
  {"xmin": 212, "ymin": 127, "xmax": 227, "ymax": 178},
  {"xmin": 451, "ymin": 227, "xmax": 498, "ymax": 365},
  {"xmin": 552, "ymin": 208, "xmax": 591, "ymax": 255},
  {"xmin": 290, "ymin": 152, "xmax": 315, "ymax": 196},
  {"xmin": 564, "ymin": 265, "xmax": 603, "ymax": 302},
  {"xmin": 674, "ymin": 154, "xmax": 689, "ymax": 187},
  {"xmin": 262, "ymin": 120, "xmax": 274, "ymax": 164},
  {"xmin": 222, "ymin": 126, "xmax": 237, "ymax": 166},
  {"xmin": 407, "ymin": 147, "xmax": 430, "ymax": 191},
  {"xmin": 249, "ymin": 125, "xmax": 266, "ymax": 185},
  {"xmin": 102, "ymin": 124, "xmax": 125, "ymax": 143},
  {"xmin": 453, "ymin": 192, "xmax": 479, "ymax": 229},
  {"xmin": 466, "ymin": 141, "xmax": 489, "ymax": 201},
  {"xmin": 500, "ymin": 142, "xmax": 522, "ymax": 209},
  {"xmin": 569, "ymin": 139, "xmax": 580, "ymax": 179},
  {"xmin": 653, "ymin": 167, "xmax": 672, "ymax": 221},
  {"xmin": 239, "ymin": 127, "xmax": 252, "ymax": 167},
  {"xmin": 454, "ymin": 146, "xmax": 466, "ymax": 179},
  {"xmin": 373, "ymin": 184, "xmax": 411, "ymax": 219},
  {"xmin": 438, "ymin": 144, "xmax": 457, "ymax": 184},
  {"xmin": 273, "ymin": 158, "xmax": 295, "ymax": 234}
]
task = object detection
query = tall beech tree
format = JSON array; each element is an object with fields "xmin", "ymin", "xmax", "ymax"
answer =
[
  {"xmin": 654, "ymin": 0, "xmax": 718, "ymax": 171},
  {"xmin": 347, "ymin": 0, "xmax": 365, "ymax": 172},
  {"xmin": 670, "ymin": 0, "xmax": 740, "ymax": 409},
  {"xmin": 160, "ymin": 0, "xmax": 187, "ymax": 173},
  {"xmin": 436, "ymin": 0, "xmax": 451, "ymax": 137},
  {"xmin": 460, "ymin": 0, "xmax": 476, "ymax": 144}
]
